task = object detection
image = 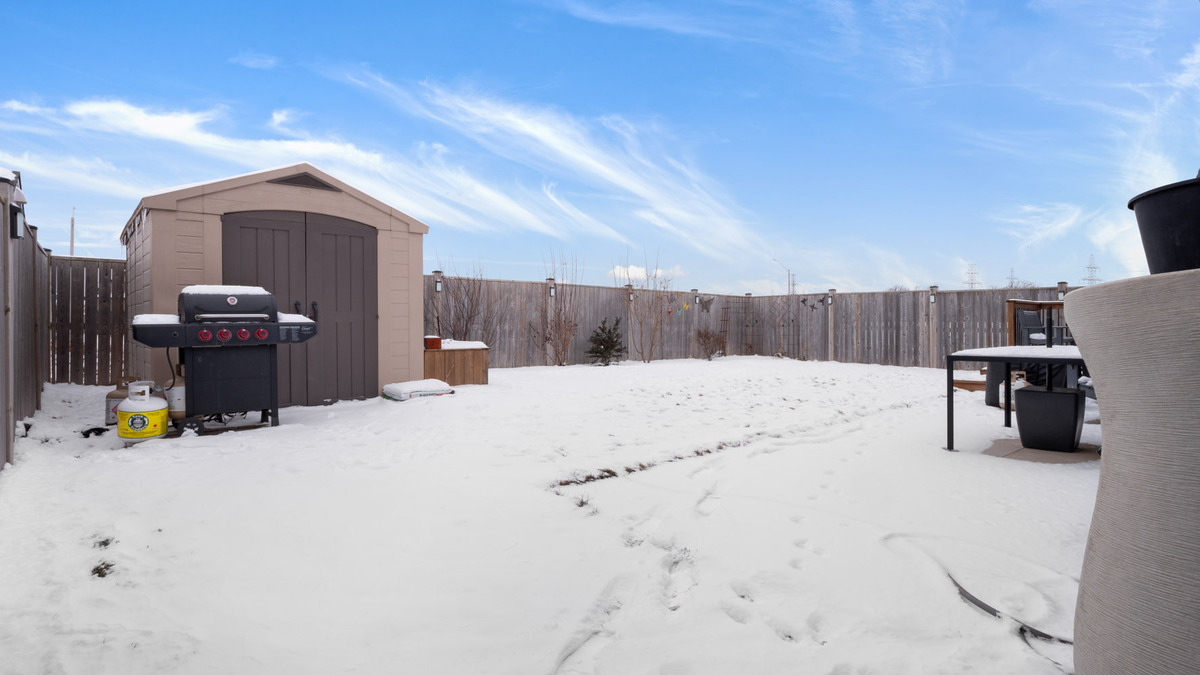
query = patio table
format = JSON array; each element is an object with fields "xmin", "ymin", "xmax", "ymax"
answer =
[{"xmin": 945, "ymin": 345, "xmax": 1086, "ymax": 450}]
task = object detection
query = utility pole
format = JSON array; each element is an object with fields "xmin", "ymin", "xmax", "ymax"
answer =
[
  {"xmin": 1084, "ymin": 255, "xmax": 1102, "ymax": 285},
  {"xmin": 965, "ymin": 263, "xmax": 981, "ymax": 289},
  {"xmin": 772, "ymin": 258, "xmax": 793, "ymax": 294}
]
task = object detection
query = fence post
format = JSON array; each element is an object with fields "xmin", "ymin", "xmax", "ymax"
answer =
[
  {"xmin": 545, "ymin": 277, "xmax": 556, "ymax": 365},
  {"xmin": 743, "ymin": 293, "xmax": 752, "ymax": 355},
  {"xmin": 927, "ymin": 285, "xmax": 939, "ymax": 369},
  {"xmin": 624, "ymin": 283, "xmax": 634, "ymax": 360},
  {"xmin": 826, "ymin": 289, "xmax": 836, "ymax": 361},
  {"xmin": 690, "ymin": 289, "xmax": 699, "ymax": 359},
  {"xmin": 430, "ymin": 270, "xmax": 443, "ymax": 338}
]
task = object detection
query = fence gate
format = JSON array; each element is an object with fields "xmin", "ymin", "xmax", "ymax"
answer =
[{"xmin": 50, "ymin": 257, "xmax": 126, "ymax": 385}]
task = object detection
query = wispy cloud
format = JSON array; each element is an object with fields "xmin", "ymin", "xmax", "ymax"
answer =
[
  {"xmin": 871, "ymin": 0, "xmax": 963, "ymax": 83},
  {"xmin": 3, "ymin": 100, "xmax": 54, "ymax": 115},
  {"xmin": 542, "ymin": 183, "xmax": 629, "ymax": 243},
  {"xmin": 340, "ymin": 69, "xmax": 766, "ymax": 260},
  {"xmin": 0, "ymin": 150, "xmax": 151, "ymax": 200},
  {"xmin": 1031, "ymin": 0, "xmax": 1169, "ymax": 61},
  {"xmin": 1089, "ymin": 40, "xmax": 1200, "ymax": 276},
  {"xmin": 545, "ymin": 0, "xmax": 962, "ymax": 83},
  {"xmin": 556, "ymin": 0, "xmax": 735, "ymax": 40},
  {"xmin": 0, "ymin": 100, "xmax": 490, "ymax": 229},
  {"xmin": 0, "ymin": 96, "xmax": 661, "ymax": 243},
  {"xmin": 230, "ymin": 52, "xmax": 278, "ymax": 69},
  {"xmin": 994, "ymin": 203, "xmax": 1088, "ymax": 252}
]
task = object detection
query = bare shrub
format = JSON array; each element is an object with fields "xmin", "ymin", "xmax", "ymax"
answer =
[
  {"xmin": 696, "ymin": 327, "xmax": 725, "ymax": 360},
  {"xmin": 531, "ymin": 252, "xmax": 582, "ymax": 366},
  {"xmin": 428, "ymin": 261, "xmax": 501, "ymax": 346},
  {"xmin": 618, "ymin": 259, "xmax": 672, "ymax": 363}
]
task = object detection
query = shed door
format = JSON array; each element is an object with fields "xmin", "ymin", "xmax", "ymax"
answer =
[{"xmin": 222, "ymin": 211, "xmax": 379, "ymax": 406}]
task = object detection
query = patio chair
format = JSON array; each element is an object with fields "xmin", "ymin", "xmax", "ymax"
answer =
[
  {"xmin": 1016, "ymin": 308, "xmax": 1076, "ymax": 387},
  {"xmin": 1015, "ymin": 309, "xmax": 1048, "ymax": 346}
]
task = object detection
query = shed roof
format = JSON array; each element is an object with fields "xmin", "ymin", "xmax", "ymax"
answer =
[{"xmin": 123, "ymin": 162, "xmax": 429, "ymax": 236}]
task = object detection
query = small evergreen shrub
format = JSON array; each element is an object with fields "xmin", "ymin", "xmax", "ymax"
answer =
[{"xmin": 587, "ymin": 318, "xmax": 627, "ymax": 366}]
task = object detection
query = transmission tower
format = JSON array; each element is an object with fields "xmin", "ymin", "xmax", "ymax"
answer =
[
  {"xmin": 965, "ymin": 263, "xmax": 981, "ymax": 289},
  {"xmin": 1084, "ymin": 255, "xmax": 1102, "ymax": 285},
  {"xmin": 1007, "ymin": 268, "xmax": 1018, "ymax": 287}
]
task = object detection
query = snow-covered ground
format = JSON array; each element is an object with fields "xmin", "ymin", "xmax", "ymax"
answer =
[{"xmin": 0, "ymin": 357, "xmax": 1100, "ymax": 674}]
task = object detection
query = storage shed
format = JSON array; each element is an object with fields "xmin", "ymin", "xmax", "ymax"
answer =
[{"xmin": 120, "ymin": 163, "xmax": 428, "ymax": 406}]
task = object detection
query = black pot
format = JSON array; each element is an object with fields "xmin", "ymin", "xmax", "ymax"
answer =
[{"xmin": 1128, "ymin": 177, "xmax": 1200, "ymax": 274}]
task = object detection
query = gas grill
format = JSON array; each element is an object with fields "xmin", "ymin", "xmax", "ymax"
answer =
[{"xmin": 132, "ymin": 285, "xmax": 317, "ymax": 433}]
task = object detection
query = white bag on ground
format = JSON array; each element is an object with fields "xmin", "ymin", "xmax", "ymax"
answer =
[{"xmin": 382, "ymin": 379, "xmax": 454, "ymax": 401}]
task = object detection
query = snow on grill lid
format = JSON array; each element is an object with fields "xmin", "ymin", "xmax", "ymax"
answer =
[{"xmin": 181, "ymin": 285, "xmax": 271, "ymax": 295}]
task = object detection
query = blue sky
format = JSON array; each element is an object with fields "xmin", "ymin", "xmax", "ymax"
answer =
[{"xmin": 3, "ymin": 1, "xmax": 1198, "ymax": 293}]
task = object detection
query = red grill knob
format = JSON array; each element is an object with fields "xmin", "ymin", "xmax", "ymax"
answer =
[
  {"xmin": 255, "ymin": 328, "xmax": 269, "ymax": 340},
  {"xmin": 217, "ymin": 329, "xmax": 232, "ymax": 342},
  {"xmin": 197, "ymin": 329, "xmax": 213, "ymax": 342},
  {"xmin": 237, "ymin": 328, "xmax": 251, "ymax": 341}
]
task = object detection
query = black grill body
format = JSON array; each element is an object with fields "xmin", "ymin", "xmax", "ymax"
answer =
[{"xmin": 132, "ymin": 286, "xmax": 318, "ymax": 432}]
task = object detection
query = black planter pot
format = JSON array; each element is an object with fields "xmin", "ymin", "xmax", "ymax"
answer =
[{"xmin": 1128, "ymin": 177, "xmax": 1200, "ymax": 274}]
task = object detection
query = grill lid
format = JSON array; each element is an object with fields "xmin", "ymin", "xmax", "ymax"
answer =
[{"xmin": 179, "ymin": 285, "xmax": 278, "ymax": 323}]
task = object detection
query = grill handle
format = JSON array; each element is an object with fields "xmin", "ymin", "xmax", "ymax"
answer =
[
  {"xmin": 311, "ymin": 301, "xmax": 319, "ymax": 321},
  {"xmin": 194, "ymin": 313, "xmax": 272, "ymax": 322},
  {"xmin": 294, "ymin": 300, "xmax": 302, "ymax": 315}
]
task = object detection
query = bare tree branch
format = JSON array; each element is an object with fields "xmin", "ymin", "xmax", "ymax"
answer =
[
  {"xmin": 618, "ymin": 256, "xmax": 672, "ymax": 363},
  {"xmin": 430, "ymin": 260, "xmax": 500, "ymax": 346},
  {"xmin": 530, "ymin": 252, "xmax": 582, "ymax": 366}
]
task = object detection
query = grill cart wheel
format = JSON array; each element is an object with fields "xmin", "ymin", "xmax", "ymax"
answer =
[{"xmin": 180, "ymin": 417, "xmax": 205, "ymax": 435}]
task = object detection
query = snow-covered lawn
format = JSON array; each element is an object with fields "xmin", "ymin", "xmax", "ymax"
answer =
[{"xmin": 0, "ymin": 357, "xmax": 1099, "ymax": 674}]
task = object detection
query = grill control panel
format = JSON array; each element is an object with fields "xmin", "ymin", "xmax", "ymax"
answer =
[{"xmin": 133, "ymin": 321, "xmax": 317, "ymax": 349}]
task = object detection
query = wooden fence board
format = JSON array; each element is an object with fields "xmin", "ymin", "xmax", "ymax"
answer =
[
  {"xmin": 96, "ymin": 264, "xmax": 112, "ymax": 384},
  {"xmin": 83, "ymin": 262, "xmax": 98, "ymax": 385},
  {"xmin": 111, "ymin": 263, "xmax": 127, "ymax": 382},
  {"xmin": 68, "ymin": 260, "xmax": 85, "ymax": 384}
]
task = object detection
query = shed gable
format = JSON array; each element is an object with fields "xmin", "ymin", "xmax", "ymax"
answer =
[{"xmin": 267, "ymin": 172, "xmax": 341, "ymax": 192}]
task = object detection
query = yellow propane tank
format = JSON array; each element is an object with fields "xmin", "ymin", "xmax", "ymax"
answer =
[{"xmin": 118, "ymin": 381, "xmax": 169, "ymax": 442}]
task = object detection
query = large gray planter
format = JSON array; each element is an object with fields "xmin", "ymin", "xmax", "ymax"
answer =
[{"xmin": 1065, "ymin": 268, "xmax": 1200, "ymax": 674}]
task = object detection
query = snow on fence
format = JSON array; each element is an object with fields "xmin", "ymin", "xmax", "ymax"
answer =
[{"xmin": 424, "ymin": 275, "xmax": 1071, "ymax": 370}]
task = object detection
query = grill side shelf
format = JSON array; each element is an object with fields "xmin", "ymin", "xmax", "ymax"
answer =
[
  {"xmin": 132, "ymin": 323, "xmax": 185, "ymax": 348},
  {"xmin": 277, "ymin": 322, "xmax": 318, "ymax": 344}
]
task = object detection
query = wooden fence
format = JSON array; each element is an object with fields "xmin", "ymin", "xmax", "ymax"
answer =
[
  {"xmin": 2, "ymin": 217, "xmax": 52, "ymax": 467},
  {"xmin": 48, "ymin": 257, "xmax": 127, "ymax": 386},
  {"xmin": 425, "ymin": 275, "xmax": 1071, "ymax": 371},
  {"xmin": 0, "ymin": 252, "xmax": 1068, "ymax": 470}
]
